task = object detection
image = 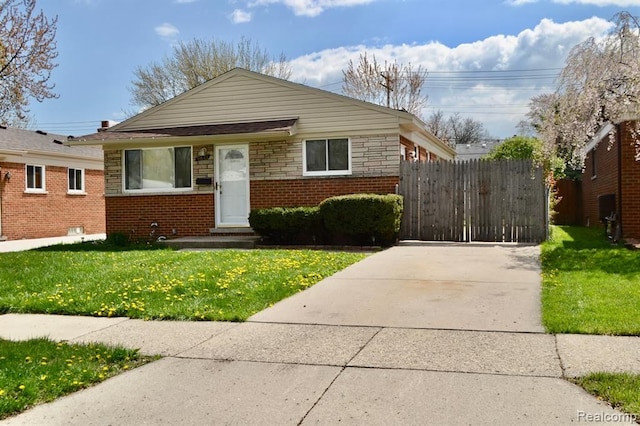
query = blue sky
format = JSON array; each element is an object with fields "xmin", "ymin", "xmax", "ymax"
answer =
[{"xmin": 29, "ymin": 0, "xmax": 639, "ymax": 138}]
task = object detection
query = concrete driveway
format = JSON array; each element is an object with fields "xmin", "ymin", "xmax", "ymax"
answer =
[{"xmin": 251, "ymin": 241, "xmax": 544, "ymax": 332}]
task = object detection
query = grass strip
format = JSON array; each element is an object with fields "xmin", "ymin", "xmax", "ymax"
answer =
[
  {"xmin": 0, "ymin": 338, "xmax": 155, "ymax": 419},
  {"xmin": 0, "ymin": 245, "xmax": 366, "ymax": 321},
  {"xmin": 571, "ymin": 373, "xmax": 640, "ymax": 421},
  {"xmin": 540, "ymin": 226, "xmax": 640, "ymax": 335}
]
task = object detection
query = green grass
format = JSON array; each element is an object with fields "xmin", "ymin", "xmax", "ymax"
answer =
[
  {"xmin": 540, "ymin": 226, "xmax": 640, "ymax": 335},
  {"xmin": 572, "ymin": 373, "xmax": 640, "ymax": 421},
  {"xmin": 0, "ymin": 244, "xmax": 366, "ymax": 321},
  {"xmin": 0, "ymin": 338, "xmax": 154, "ymax": 419}
]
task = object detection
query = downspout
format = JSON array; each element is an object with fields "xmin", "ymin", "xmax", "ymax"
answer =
[{"xmin": 616, "ymin": 123, "xmax": 623, "ymax": 242}]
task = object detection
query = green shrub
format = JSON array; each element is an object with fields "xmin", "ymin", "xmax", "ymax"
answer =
[
  {"xmin": 105, "ymin": 232, "xmax": 130, "ymax": 247},
  {"xmin": 249, "ymin": 207, "xmax": 323, "ymax": 244},
  {"xmin": 319, "ymin": 194, "xmax": 403, "ymax": 246}
]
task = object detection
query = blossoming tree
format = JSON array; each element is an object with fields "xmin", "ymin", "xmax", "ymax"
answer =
[{"xmin": 528, "ymin": 12, "xmax": 640, "ymax": 168}]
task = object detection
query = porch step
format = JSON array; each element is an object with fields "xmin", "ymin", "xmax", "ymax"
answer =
[
  {"xmin": 209, "ymin": 227, "xmax": 256, "ymax": 236},
  {"xmin": 159, "ymin": 235, "xmax": 260, "ymax": 250}
]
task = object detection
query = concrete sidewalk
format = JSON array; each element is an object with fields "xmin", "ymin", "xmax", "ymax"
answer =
[
  {"xmin": 2, "ymin": 242, "xmax": 640, "ymax": 425},
  {"xmin": 0, "ymin": 234, "xmax": 106, "ymax": 253}
]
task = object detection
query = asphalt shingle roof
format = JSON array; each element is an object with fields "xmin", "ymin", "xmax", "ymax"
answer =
[
  {"xmin": 73, "ymin": 119, "xmax": 299, "ymax": 143},
  {"xmin": 0, "ymin": 126, "xmax": 102, "ymax": 159}
]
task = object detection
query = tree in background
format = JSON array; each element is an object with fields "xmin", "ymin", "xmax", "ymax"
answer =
[
  {"xmin": 485, "ymin": 135, "xmax": 565, "ymax": 178},
  {"xmin": 448, "ymin": 113, "xmax": 490, "ymax": 145},
  {"xmin": 425, "ymin": 110, "xmax": 491, "ymax": 146},
  {"xmin": 129, "ymin": 36, "xmax": 292, "ymax": 112},
  {"xmin": 530, "ymin": 12, "xmax": 640, "ymax": 168},
  {"xmin": 425, "ymin": 109, "xmax": 449, "ymax": 139},
  {"xmin": 342, "ymin": 52, "xmax": 427, "ymax": 117},
  {"xmin": 0, "ymin": 0, "xmax": 58, "ymax": 126}
]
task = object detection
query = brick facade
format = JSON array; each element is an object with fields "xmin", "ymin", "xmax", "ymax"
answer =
[
  {"xmin": 619, "ymin": 121, "xmax": 640, "ymax": 239},
  {"xmin": 400, "ymin": 135, "xmax": 439, "ymax": 162},
  {"xmin": 0, "ymin": 161, "xmax": 105, "ymax": 240},
  {"xmin": 106, "ymin": 193, "xmax": 214, "ymax": 239},
  {"xmin": 250, "ymin": 176, "xmax": 399, "ymax": 208},
  {"xmin": 581, "ymin": 121, "xmax": 640, "ymax": 240}
]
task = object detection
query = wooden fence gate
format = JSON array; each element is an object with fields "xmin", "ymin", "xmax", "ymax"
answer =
[{"xmin": 399, "ymin": 159, "xmax": 548, "ymax": 243}]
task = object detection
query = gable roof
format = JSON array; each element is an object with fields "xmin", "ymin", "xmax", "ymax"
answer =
[
  {"xmin": 0, "ymin": 126, "xmax": 102, "ymax": 160},
  {"xmin": 70, "ymin": 68, "xmax": 455, "ymax": 159},
  {"xmin": 111, "ymin": 68, "xmax": 415, "ymax": 132}
]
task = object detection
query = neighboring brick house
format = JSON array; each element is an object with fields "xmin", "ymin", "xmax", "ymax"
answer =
[
  {"xmin": 0, "ymin": 126, "xmax": 105, "ymax": 241},
  {"xmin": 69, "ymin": 68, "xmax": 455, "ymax": 239},
  {"xmin": 580, "ymin": 118, "xmax": 640, "ymax": 240}
]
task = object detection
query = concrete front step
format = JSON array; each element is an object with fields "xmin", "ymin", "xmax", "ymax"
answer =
[{"xmin": 158, "ymin": 236, "xmax": 260, "ymax": 250}]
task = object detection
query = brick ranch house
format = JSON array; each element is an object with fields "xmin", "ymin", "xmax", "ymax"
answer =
[
  {"xmin": 0, "ymin": 126, "xmax": 105, "ymax": 241},
  {"xmin": 69, "ymin": 68, "xmax": 455, "ymax": 240},
  {"xmin": 581, "ymin": 118, "xmax": 640, "ymax": 240},
  {"xmin": 556, "ymin": 117, "xmax": 640, "ymax": 241}
]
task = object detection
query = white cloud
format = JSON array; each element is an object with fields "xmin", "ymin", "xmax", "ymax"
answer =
[
  {"xmin": 288, "ymin": 17, "xmax": 614, "ymax": 137},
  {"xmin": 155, "ymin": 23, "xmax": 180, "ymax": 39},
  {"xmin": 248, "ymin": 0, "xmax": 376, "ymax": 17},
  {"xmin": 230, "ymin": 9, "xmax": 252, "ymax": 23},
  {"xmin": 174, "ymin": 0, "xmax": 198, "ymax": 3}
]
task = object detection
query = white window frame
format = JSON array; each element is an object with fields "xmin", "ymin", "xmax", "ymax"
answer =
[
  {"xmin": 303, "ymin": 138, "xmax": 352, "ymax": 177},
  {"xmin": 67, "ymin": 168, "xmax": 85, "ymax": 194},
  {"xmin": 122, "ymin": 146, "xmax": 193, "ymax": 193},
  {"xmin": 25, "ymin": 164, "xmax": 46, "ymax": 193}
]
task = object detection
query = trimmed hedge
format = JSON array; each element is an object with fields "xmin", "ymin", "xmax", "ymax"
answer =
[
  {"xmin": 249, "ymin": 193, "xmax": 403, "ymax": 247},
  {"xmin": 248, "ymin": 206, "xmax": 323, "ymax": 244},
  {"xmin": 319, "ymin": 194, "xmax": 403, "ymax": 246}
]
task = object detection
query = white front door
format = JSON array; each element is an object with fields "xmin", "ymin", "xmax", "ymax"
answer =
[{"xmin": 216, "ymin": 145, "xmax": 250, "ymax": 227}]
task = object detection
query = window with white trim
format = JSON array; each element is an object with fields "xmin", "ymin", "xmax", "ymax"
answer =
[
  {"xmin": 25, "ymin": 165, "xmax": 45, "ymax": 191},
  {"xmin": 124, "ymin": 146, "xmax": 192, "ymax": 191},
  {"xmin": 68, "ymin": 168, "xmax": 84, "ymax": 193},
  {"xmin": 303, "ymin": 138, "xmax": 351, "ymax": 176}
]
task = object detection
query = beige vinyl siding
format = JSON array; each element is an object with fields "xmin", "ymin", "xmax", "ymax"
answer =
[{"xmin": 119, "ymin": 74, "xmax": 401, "ymax": 136}]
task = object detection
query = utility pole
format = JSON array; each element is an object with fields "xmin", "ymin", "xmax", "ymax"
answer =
[{"xmin": 380, "ymin": 72, "xmax": 395, "ymax": 108}]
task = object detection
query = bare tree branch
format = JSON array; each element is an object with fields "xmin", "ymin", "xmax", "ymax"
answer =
[
  {"xmin": 341, "ymin": 52, "xmax": 428, "ymax": 118},
  {"xmin": 128, "ymin": 36, "xmax": 292, "ymax": 112}
]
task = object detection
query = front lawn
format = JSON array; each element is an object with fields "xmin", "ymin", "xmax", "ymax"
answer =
[
  {"xmin": 572, "ymin": 373, "xmax": 640, "ymax": 422},
  {"xmin": 540, "ymin": 226, "xmax": 640, "ymax": 335},
  {"xmin": 541, "ymin": 226, "xmax": 640, "ymax": 420},
  {"xmin": 0, "ymin": 245, "xmax": 366, "ymax": 321},
  {"xmin": 0, "ymin": 338, "xmax": 154, "ymax": 420}
]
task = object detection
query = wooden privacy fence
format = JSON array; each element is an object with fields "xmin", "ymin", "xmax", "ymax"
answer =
[{"xmin": 399, "ymin": 159, "xmax": 548, "ymax": 243}]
